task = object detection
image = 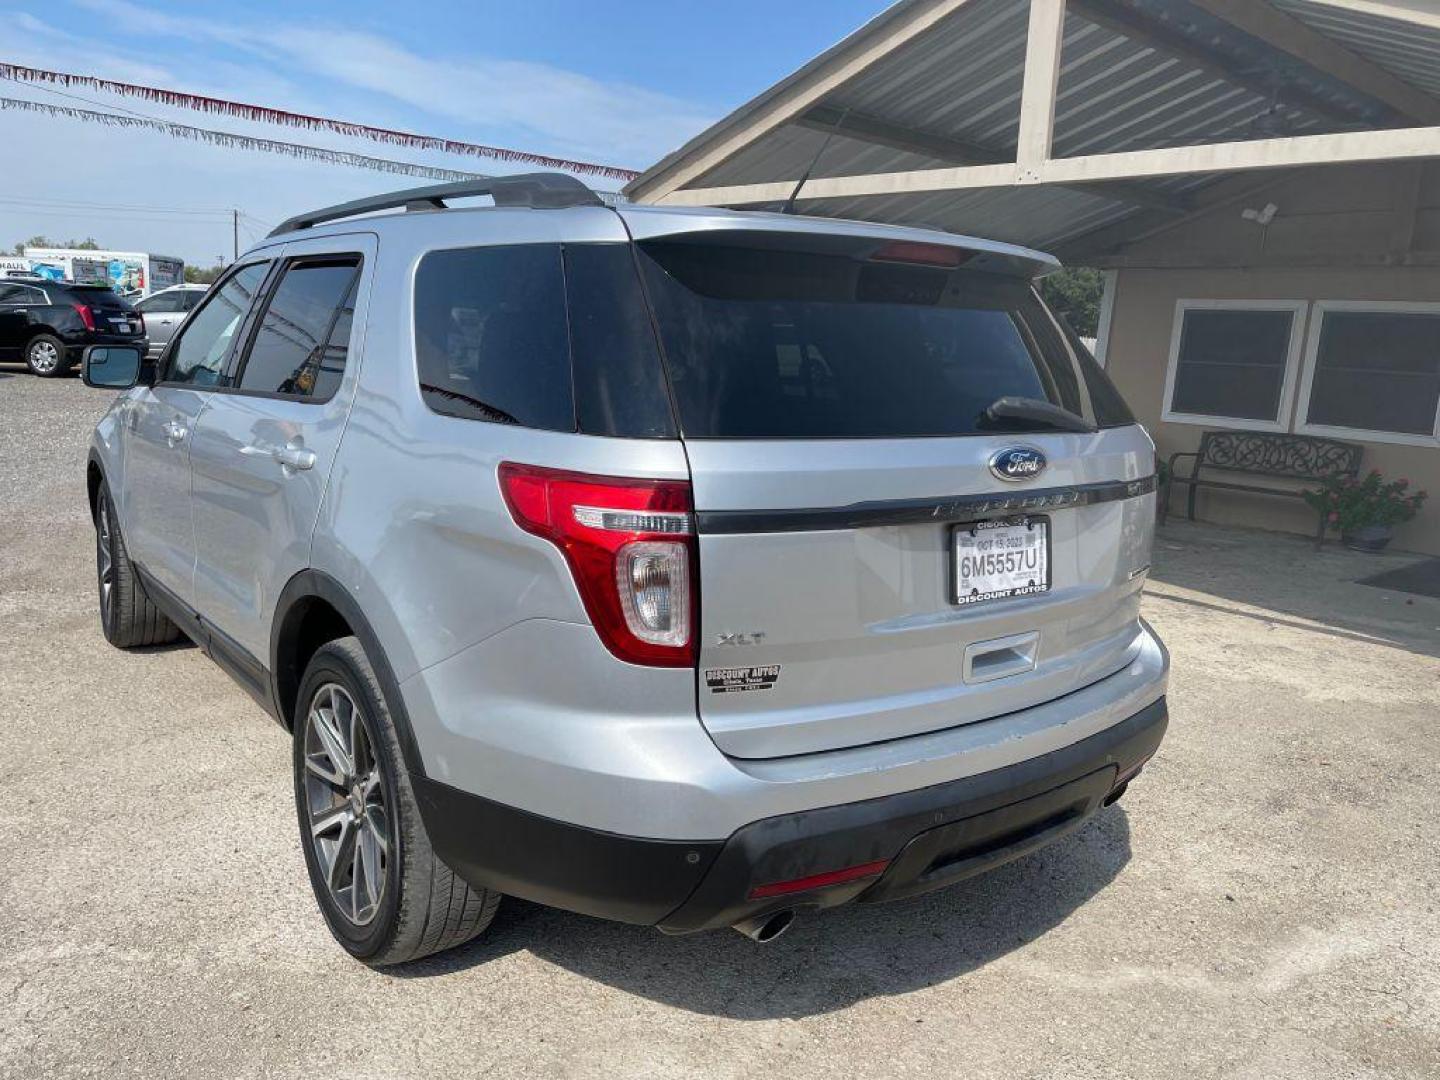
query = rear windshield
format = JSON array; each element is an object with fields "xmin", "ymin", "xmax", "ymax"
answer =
[
  {"xmin": 637, "ymin": 240, "xmax": 1100, "ymax": 439},
  {"xmin": 69, "ymin": 284, "xmax": 132, "ymax": 310}
]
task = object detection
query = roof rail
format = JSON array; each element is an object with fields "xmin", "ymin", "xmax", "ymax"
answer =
[{"xmin": 267, "ymin": 172, "xmax": 603, "ymax": 237}]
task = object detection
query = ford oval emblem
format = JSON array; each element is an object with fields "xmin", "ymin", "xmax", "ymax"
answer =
[{"xmin": 989, "ymin": 446, "xmax": 1047, "ymax": 483}]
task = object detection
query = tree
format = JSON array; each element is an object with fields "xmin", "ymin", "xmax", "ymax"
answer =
[
  {"xmin": 13, "ymin": 235, "xmax": 51, "ymax": 255},
  {"xmin": 184, "ymin": 264, "xmax": 224, "ymax": 285},
  {"xmin": 1039, "ymin": 266, "xmax": 1105, "ymax": 338},
  {"xmin": 11, "ymin": 235, "xmax": 104, "ymax": 254}
]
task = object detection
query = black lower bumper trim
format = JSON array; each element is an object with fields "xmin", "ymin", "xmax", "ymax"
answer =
[
  {"xmin": 412, "ymin": 777, "xmax": 722, "ymax": 925},
  {"xmin": 658, "ymin": 697, "xmax": 1166, "ymax": 933},
  {"xmin": 418, "ymin": 696, "xmax": 1167, "ymax": 933}
]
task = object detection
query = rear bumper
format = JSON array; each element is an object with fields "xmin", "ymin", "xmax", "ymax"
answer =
[{"xmin": 414, "ymin": 695, "xmax": 1167, "ymax": 932}]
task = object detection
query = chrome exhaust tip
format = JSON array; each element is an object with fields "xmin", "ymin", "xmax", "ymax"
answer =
[{"xmin": 732, "ymin": 909, "xmax": 795, "ymax": 943}]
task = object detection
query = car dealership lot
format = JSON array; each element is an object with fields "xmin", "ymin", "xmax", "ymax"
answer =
[{"xmin": 2, "ymin": 370, "xmax": 1437, "ymax": 1080}]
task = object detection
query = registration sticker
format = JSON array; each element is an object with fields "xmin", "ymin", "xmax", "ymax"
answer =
[{"xmin": 953, "ymin": 517, "xmax": 1050, "ymax": 606}]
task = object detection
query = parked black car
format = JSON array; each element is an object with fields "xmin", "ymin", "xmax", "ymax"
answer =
[{"xmin": 0, "ymin": 280, "xmax": 147, "ymax": 377}]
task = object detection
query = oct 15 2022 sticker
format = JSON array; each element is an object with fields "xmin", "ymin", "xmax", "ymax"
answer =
[{"xmin": 704, "ymin": 665, "xmax": 781, "ymax": 694}]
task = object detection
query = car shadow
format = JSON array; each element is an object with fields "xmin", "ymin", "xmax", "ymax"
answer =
[{"xmin": 387, "ymin": 806, "xmax": 1132, "ymax": 1018}]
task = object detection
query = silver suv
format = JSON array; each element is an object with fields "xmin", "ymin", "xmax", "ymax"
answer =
[{"xmin": 83, "ymin": 173, "xmax": 1168, "ymax": 965}]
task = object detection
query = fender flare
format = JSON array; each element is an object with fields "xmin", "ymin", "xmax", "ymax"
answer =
[{"xmin": 270, "ymin": 569, "xmax": 427, "ymax": 777}]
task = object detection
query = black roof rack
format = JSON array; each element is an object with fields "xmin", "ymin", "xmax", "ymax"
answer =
[{"xmin": 267, "ymin": 172, "xmax": 604, "ymax": 237}]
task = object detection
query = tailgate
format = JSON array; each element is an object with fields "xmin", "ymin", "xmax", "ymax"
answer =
[{"xmin": 689, "ymin": 430, "xmax": 1155, "ymax": 758}]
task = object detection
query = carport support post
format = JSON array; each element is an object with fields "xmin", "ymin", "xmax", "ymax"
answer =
[{"xmin": 1016, "ymin": 0, "xmax": 1066, "ymax": 181}]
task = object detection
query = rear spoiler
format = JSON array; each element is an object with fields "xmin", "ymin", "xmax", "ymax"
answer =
[{"xmin": 616, "ymin": 207, "xmax": 1061, "ymax": 280}]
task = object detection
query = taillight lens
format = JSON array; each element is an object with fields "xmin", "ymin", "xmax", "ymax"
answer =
[
  {"xmin": 72, "ymin": 303, "xmax": 95, "ymax": 331},
  {"xmin": 498, "ymin": 462, "xmax": 697, "ymax": 667}
]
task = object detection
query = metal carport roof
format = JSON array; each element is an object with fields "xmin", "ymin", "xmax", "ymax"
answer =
[{"xmin": 624, "ymin": 0, "xmax": 1440, "ymax": 261}]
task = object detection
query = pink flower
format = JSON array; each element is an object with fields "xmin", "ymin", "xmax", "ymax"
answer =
[
  {"xmin": 1328, "ymin": 511, "xmax": 1339, "ymax": 523},
  {"xmin": 1397, "ymin": 478, "xmax": 1409, "ymax": 489}
]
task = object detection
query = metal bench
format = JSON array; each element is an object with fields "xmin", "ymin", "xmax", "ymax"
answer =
[{"xmin": 1163, "ymin": 430, "xmax": 1363, "ymax": 545}]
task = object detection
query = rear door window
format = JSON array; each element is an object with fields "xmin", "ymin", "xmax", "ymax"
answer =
[
  {"xmin": 235, "ymin": 257, "xmax": 360, "ymax": 399},
  {"xmin": 637, "ymin": 240, "xmax": 1087, "ymax": 439},
  {"xmin": 137, "ymin": 291, "xmax": 188, "ymax": 314}
]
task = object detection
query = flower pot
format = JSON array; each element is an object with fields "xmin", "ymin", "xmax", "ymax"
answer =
[{"xmin": 1341, "ymin": 524, "xmax": 1394, "ymax": 553}]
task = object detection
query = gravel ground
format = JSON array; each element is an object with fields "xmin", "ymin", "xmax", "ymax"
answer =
[{"xmin": 2, "ymin": 368, "xmax": 1438, "ymax": 1079}]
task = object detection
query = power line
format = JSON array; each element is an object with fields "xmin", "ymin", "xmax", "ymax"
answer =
[
  {"xmin": 0, "ymin": 96, "xmax": 491, "ymax": 184},
  {"xmin": 0, "ymin": 195, "xmax": 236, "ymax": 216}
]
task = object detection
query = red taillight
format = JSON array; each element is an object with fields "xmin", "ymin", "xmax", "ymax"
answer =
[
  {"xmin": 72, "ymin": 303, "xmax": 95, "ymax": 331},
  {"xmin": 498, "ymin": 462, "xmax": 697, "ymax": 667},
  {"xmin": 748, "ymin": 859, "xmax": 891, "ymax": 900},
  {"xmin": 870, "ymin": 240, "xmax": 969, "ymax": 268}
]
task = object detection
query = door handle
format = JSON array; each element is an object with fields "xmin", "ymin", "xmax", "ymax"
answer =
[
  {"xmin": 164, "ymin": 420, "xmax": 187, "ymax": 446},
  {"xmin": 274, "ymin": 442, "xmax": 317, "ymax": 472}
]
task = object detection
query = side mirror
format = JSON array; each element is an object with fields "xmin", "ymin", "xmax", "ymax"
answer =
[{"xmin": 82, "ymin": 345, "xmax": 144, "ymax": 389}]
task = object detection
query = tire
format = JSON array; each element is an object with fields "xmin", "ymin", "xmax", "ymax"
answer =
[
  {"xmin": 95, "ymin": 483, "xmax": 182, "ymax": 648},
  {"xmin": 25, "ymin": 334, "xmax": 69, "ymax": 378},
  {"xmin": 293, "ymin": 636, "xmax": 500, "ymax": 965}
]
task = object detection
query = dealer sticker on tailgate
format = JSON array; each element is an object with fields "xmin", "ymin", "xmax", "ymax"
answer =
[
  {"xmin": 705, "ymin": 665, "xmax": 781, "ymax": 694},
  {"xmin": 953, "ymin": 517, "xmax": 1049, "ymax": 606}
]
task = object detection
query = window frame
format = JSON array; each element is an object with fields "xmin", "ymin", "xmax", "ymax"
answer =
[
  {"xmin": 224, "ymin": 253, "xmax": 364, "ymax": 404},
  {"xmin": 1160, "ymin": 298, "xmax": 1308, "ymax": 433},
  {"xmin": 1295, "ymin": 299, "xmax": 1440, "ymax": 448}
]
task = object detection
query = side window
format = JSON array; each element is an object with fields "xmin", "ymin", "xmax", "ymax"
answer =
[
  {"xmin": 183, "ymin": 290, "xmax": 205, "ymax": 311},
  {"xmin": 137, "ymin": 291, "xmax": 186, "ymax": 314},
  {"xmin": 236, "ymin": 258, "xmax": 360, "ymax": 399},
  {"xmin": 414, "ymin": 245, "xmax": 573, "ymax": 431},
  {"xmin": 164, "ymin": 262, "xmax": 270, "ymax": 386},
  {"xmin": 0, "ymin": 285, "xmax": 43, "ymax": 305}
]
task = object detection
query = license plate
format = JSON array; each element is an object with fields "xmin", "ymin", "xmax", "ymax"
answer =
[
  {"xmin": 953, "ymin": 517, "xmax": 1049, "ymax": 606},
  {"xmin": 108, "ymin": 318, "xmax": 133, "ymax": 333}
]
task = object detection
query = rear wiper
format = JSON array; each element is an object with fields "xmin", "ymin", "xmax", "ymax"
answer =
[
  {"xmin": 983, "ymin": 396, "xmax": 1097, "ymax": 434},
  {"xmin": 419, "ymin": 382, "xmax": 519, "ymax": 425}
]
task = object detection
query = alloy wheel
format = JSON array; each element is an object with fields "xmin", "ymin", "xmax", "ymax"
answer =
[
  {"xmin": 97, "ymin": 498, "xmax": 114, "ymax": 625},
  {"xmin": 29, "ymin": 340, "xmax": 60, "ymax": 374},
  {"xmin": 302, "ymin": 683, "xmax": 390, "ymax": 926}
]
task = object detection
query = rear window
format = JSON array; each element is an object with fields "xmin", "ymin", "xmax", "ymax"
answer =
[
  {"xmin": 69, "ymin": 284, "xmax": 132, "ymax": 310},
  {"xmin": 637, "ymin": 240, "xmax": 1090, "ymax": 439}
]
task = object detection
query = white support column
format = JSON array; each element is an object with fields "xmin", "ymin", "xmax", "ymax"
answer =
[
  {"xmin": 1015, "ymin": 0, "xmax": 1068, "ymax": 180},
  {"xmin": 1094, "ymin": 269, "xmax": 1118, "ymax": 368}
]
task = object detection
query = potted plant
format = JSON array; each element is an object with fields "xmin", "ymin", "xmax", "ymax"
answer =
[{"xmin": 1305, "ymin": 470, "xmax": 1428, "ymax": 553}]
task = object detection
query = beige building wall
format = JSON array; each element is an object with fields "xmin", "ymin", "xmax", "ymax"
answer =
[
  {"xmin": 1096, "ymin": 162, "xmax": 1440, "ymax": 556},
  {"xmin": 1104, "ymin": 265, "xmax": 1440, "ymax": 555}
]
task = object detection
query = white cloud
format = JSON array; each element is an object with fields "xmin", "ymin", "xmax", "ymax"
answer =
[
  {"xmin": 0, "ymin": 2, "xmax": 716, "ymax": 263},
  {"xmin": 63, "ymin": 0, "xmax": 714, "ymax": 166}
]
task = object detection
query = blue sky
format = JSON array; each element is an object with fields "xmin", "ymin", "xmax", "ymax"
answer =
[{"xmin": 1, "ymin": 0, "xmax": 884, "ymax": 263}]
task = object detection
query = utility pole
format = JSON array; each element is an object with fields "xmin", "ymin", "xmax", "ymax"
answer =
[{"xmin": 232, "ymin": 209, "xmax": 239, "ymax": 262}]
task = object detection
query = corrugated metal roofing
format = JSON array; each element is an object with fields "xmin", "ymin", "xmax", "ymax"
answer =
[
  {"xmin": 1272, "ymin": 0, "xmax": 1440, "ymax": 99},
  {"xmin": 629, "ymin": 0, "xmax": 1440, "ymax": 255}
]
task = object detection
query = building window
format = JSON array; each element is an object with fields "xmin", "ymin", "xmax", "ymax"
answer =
[
  {"xmin": 1298, "ymin": 302, "xmax": 1440, "ymax": 446},
  {"xmin": 1162, "ymin": 300, "xmax": 1306, "ymax": 431}
]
